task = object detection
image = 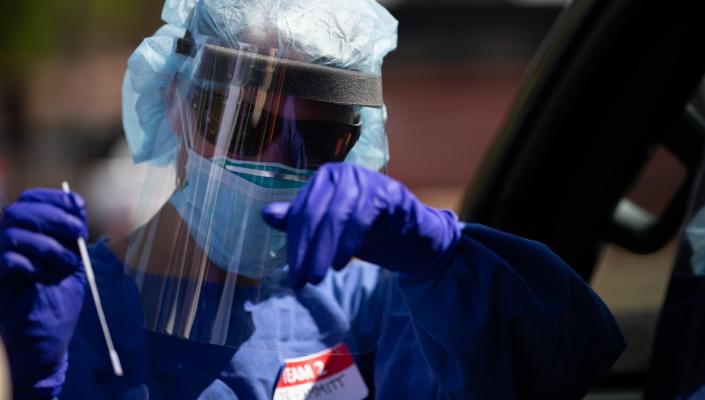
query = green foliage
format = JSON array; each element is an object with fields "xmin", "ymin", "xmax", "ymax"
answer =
[
  {"xmin": 0, "ymin": 0, "xmax": 63, "ymax": 73},
  {"xmin": 0, "ymin": 0, "xmax": 161, "ymax": 78}
]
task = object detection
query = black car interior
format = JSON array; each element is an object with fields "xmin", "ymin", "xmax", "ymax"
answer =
[{"xmin": 458, "ymin": 0, "xmax": 705, "ymax": 396}]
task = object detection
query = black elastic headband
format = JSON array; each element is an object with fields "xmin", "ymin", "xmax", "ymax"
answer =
[{"xmin": 177, "ymin": 36, "xmax": 384, "ymax": 108}]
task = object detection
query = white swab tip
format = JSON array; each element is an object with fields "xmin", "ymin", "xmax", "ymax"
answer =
[
  {"xmin": 61, "ymin": 181, "xmax": 71, "ymax": 193},
  {"xmin": 110, "ymin": 350, "xmax": 124, "ymax": 377}
]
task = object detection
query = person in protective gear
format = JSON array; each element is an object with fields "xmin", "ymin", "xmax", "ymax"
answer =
[
  {"xmin": 0, "ymin": 190, "xmax": 87, "ymax": 399},
  {"xmin": 2, "ymin": 0, "xmax": 625, "ymax": 398}
]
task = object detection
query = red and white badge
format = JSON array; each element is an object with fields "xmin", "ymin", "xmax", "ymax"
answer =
[{"xmin": 273, "ymin": 343, "xmax": 369, "ymax": 400}]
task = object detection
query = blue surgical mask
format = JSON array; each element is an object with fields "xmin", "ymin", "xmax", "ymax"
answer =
[{"xmin": 169, "ymin": 147, "xmax": 310, "ymax": 278}]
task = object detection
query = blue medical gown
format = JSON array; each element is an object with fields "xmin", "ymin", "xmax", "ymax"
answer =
[{"xmin": 61, "ymin": 223, "xmax": 625, "ymax": 399}]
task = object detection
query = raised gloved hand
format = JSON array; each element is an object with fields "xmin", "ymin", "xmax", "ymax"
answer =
[
  {"xmin": 0, "ymin": 189, "xmax": 87, "ymax": 399},
  {"xmin": 262, "ymin": 163, "xmax": 462, "ymax": 288}
]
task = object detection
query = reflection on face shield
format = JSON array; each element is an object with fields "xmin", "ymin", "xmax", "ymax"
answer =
[
  {"xmin": 163, "ymin": 44, "xmax": 371, "ymax": 280},
  {"xmin": 165, "ymin": 42, "xmax": 385, "ymax": 277},
  {"xmin": 175, "ymin": 43, "xmax": 382, "ymax": 172},
  {"xmin": 126, "ymin": 42, "xmax": 387, "ymax": 347}
]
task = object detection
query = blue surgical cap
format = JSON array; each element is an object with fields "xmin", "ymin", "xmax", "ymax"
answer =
[{"xmin": 122, "ymin": 0, "xmax": 398, "ymax": 169}]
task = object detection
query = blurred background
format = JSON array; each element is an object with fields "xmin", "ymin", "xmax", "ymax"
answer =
[{"xmin": 0, "ymin": 0, "xmax": 680, "ymax": 396}]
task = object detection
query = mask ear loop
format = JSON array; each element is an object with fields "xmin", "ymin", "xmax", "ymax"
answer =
[
  {"xmin": 174, "ymin": 107, "xmax": 193, "ymax": 192},
  {"xmin": 169, "ymin": 73, "xmax": 196, "ymax": 192},
  {"xmin": 175, "ymin": 137, "xmax": 188, "ymax": 192}
]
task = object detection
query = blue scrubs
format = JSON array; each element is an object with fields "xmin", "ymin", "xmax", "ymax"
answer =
[{"xmin": 62, "ymin": 224, "xmax": 624, "ymax": 399}]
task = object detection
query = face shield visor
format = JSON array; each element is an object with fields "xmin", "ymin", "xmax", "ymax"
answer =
[{"xmin": 122, "ymin": 39, "xmax": 390, "ymax": 354}]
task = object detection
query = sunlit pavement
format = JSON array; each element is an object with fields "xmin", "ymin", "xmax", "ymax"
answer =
[{"xmin": 592, "ymin": 241, "xmax": 676, "ymax": 375}]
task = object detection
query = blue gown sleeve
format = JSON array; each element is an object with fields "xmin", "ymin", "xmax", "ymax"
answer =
[{"xmin": 396, "ymin": 223, "xmax": 625, "ymax": 399}]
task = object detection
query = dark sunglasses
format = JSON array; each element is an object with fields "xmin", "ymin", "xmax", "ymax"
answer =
[{"xmin": 189, "ymin": 86, "xmax": 361, "ymax": 169}]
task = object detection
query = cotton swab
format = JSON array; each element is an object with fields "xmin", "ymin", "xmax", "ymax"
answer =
[{"xmin": 62, "ymin": 181, "xmax": 123, "ymax": 377}]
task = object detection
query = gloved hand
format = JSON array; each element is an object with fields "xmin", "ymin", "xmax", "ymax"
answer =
[
  {"xmin": 262, "ymin": 163, "xmax": 462, "ymax": 288},
  {"xmin": 0, "ymin": 189, "xmax": 87, "ymax": 399}
]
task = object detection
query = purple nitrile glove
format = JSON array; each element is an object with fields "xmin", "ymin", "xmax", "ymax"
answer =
[
  {"xmin": 0, "ymin": 189, "xmax": 88, "ymax": 399},
  {"xmin": 262, "ymin": 163, "xmax": 462, "ymax": 288}
]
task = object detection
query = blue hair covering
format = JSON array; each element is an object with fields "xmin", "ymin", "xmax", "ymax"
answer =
[{"xmin": 122, "ymin": 0, "xmax": 398, "ymax": 169}]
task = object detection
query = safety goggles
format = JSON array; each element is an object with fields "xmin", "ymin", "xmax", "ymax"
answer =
[{"xmin": 188, "ymin": 84, "xmax": 362, "ymax": 169}]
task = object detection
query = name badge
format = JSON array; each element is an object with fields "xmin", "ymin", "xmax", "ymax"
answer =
[{"xmin": 273, "ymin": 343, "xmax": 369, "ymax": 400}]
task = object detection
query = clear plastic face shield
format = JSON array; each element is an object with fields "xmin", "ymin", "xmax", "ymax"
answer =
[{"xmin": 123, "ymin": 38, "xmax": 389, "ymax": 354}]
